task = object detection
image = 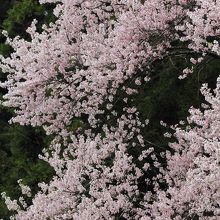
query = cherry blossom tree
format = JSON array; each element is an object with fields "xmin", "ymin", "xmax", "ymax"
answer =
[
  {"xmin": 1, "ymin": 0, "xmax": 220, "ymax": 219},
  {"xmin": 149, "ymin": 78, "xmax": 220, "ymax": 219},
  {"xmin": 0, "ymin": 0, "xmax": 185, "ymax": 134}
]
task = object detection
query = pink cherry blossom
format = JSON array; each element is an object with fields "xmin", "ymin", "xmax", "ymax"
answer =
[{"xmin": 1, "ymin": 0, "xmax": 220, "ymax": 219}]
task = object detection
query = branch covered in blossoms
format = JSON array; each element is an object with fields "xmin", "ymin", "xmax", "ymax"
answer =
[{"xmin": 1, "ymin": 0, "xmax": 220, "ymax": 219}]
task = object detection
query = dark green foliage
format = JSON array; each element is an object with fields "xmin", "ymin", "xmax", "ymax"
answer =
[
  {"xmin": 0, "ymin": 106, "xmax": 54, "ymax": 219},
  {"xmin": 0, "ymin": 0, "xmax": 56, "ymax": 55},
  {"xmin": 134, "ymin": 54, "xmax": 219, "ymax": 149},
  {"xmin": 1, "ymin": 0, "xmax": 56, "ymax": 37},
  {"xmin": 0, "ymin": 1, "xmax": 56, "ymax": 218}
]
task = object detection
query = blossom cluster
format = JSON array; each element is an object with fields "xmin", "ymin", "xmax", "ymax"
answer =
[{"xmin": 1, "ymin": 0, "xmax": 220, "ymax": 219}]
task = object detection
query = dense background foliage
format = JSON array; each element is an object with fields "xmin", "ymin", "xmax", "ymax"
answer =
[
  {"xmin": 0, "ymin": 0, "xmax": 219, "ymax": 219},
  {"xmin": 0, "ymin": 1, "xmax": 56, "ymax": 218}
]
